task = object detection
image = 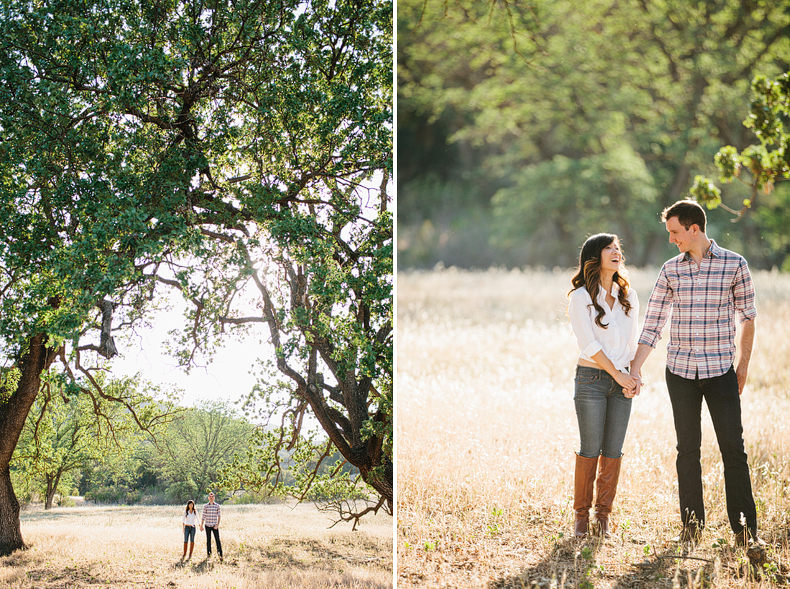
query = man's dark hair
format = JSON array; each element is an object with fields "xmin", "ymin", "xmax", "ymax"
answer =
[{"xmin": 661, "ymin": 199, "xmax": 706, "ymax": 232}]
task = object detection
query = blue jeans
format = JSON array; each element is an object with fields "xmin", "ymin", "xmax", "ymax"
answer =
[
  {"xmin": 574, "ymin": 366, "xmax": 632, "ymax": 458},
  {"xmin": 666, "ymin": 366, "xmax": 756, "ymax": 535},
  {"xmin": 183, "ymin": 525, "xmax": 196, "ymax": 543}
]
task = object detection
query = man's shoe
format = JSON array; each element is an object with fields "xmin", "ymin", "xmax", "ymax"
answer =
[
  {"xmin": 673, "ymin": 523, "xmax": 701, "ymax": 545},
  {"xmin": 735, "ymin": 529, "xmax": 766, "ymax": 548}
]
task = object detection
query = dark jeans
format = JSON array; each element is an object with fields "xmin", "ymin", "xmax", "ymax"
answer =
[
  {"xmin": 205, "ymin": 525, "xmax": 223, "ymax": 557},
  {"xmin": 666, "ymin": 366, "xmax": 757, "ymax": 536}
]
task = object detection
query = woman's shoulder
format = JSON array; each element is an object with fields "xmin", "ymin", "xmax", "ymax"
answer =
[
  {"xmin": 570, "ymin": 285, "xmax": 591, "ymax": 299},
  {"xmin": 569, "ymin": 286, "xmax": 593, "ymax": 305}
]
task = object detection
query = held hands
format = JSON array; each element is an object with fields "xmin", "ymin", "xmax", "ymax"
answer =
[
  {"xmin": 615, "ymin": 372, "xmax": 638, "ymax": 397},
  {"xmin": 627, "ymin": 372, "xmax": 643, "ymax": 398}
]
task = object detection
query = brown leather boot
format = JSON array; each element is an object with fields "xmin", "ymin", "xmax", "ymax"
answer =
[
  {"xmin": 573, "ymin": 453, "xmax": 599, "ymax": 538},
  {"xmin": 593, "ymin": 455, "xmax": 622, "ymax": 537}
]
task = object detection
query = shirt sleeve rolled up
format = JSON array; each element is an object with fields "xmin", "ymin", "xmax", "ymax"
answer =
[{"xmin": 568, "ymin": 288, "xmax": 604, "ymax": 358}]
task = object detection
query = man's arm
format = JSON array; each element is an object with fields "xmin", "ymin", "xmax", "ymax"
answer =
[
  {"xmin": 629, "ymin": 265, "xmax": 673, "ymax": 397},
  {"xmin": 736, "ymin": 318, "xmax": 756, "ymax": 395}
]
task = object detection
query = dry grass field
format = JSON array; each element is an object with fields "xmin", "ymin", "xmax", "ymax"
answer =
[
  {"xmin": 0, "ymin": 503, "xmax": 392, "ymax": 588},
  {"xmin": 397, "ymin": 268, "xmax": 790, "ymax": 588}
]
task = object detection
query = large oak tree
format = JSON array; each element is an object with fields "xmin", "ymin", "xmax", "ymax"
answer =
[{"xmin": 1, "ymin": 0, "xmax": 391, "ymax": 554}]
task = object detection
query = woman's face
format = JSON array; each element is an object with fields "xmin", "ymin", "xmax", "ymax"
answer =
[
  {"xmin": 187, "ymin": 502, "xmax": 194, "ymax": 511},
  {"xmin": 599, "ymin": 240, "xmax": 622, "ymax": 275}
]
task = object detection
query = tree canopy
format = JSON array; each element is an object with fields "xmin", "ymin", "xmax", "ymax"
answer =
[{"xmin": 1, "ymin": 0, "xmax": 392, "ymax": 555}]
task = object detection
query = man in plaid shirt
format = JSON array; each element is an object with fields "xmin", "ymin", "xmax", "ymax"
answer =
[
  {"xmin": 629, "ymin": 200, "xmax": 760, "ymax": 547},
  {"xmin": 200, "ymin": 491, "xmax": 223, "ymax": 560}
]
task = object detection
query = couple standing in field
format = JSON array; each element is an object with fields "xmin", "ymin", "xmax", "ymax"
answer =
[
  {"xmin": 181, "ymin": 491, "xmax": 224, "ymax": 562},
  {"xmin": 568, "ymin": 199, "xmax": 761, "ymax": 547}
]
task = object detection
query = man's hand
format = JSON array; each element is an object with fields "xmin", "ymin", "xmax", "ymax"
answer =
[
  {"xmin": 736, "ymin": 318, "xmax": 755, "ymax": 396},
  {"xmin": 615, "ymin": 372, "xmax": 638, "ymax": 396},
  {"xmin": 628, "ymin": 343, "xmax": 653, "ymax": 398},
  {"xmin": 736, "ymin": 364, "xmax": 748, "ymax": 396},
  {"xmin": 631, "ymin": 374, "xmax": 642, "ymax": 397}
]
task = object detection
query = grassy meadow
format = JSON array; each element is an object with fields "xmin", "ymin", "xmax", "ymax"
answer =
[
  {"xmin": 0, "ymin": 503, "xmax": 392, "ymax": 588},
  {"xmin": 397, "ymin": 268, "xmax": 790, "ymax": 588}
]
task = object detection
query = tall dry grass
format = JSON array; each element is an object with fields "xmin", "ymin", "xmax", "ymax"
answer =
[
  {"xmin": 0, "ymin": 503, "xmax": 392, "ymax": 588},
  {"xmin": 397, "ymin": 268, "xmax": 790, "ymax": 588}
]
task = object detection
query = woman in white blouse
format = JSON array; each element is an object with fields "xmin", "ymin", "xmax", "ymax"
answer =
[
  {"xmin": 568, "ymin": 233, "xmax": 640, "ymax": 539},
  {"xmin": 182, "ymin": 500, "xmax": 199, "ymax": 560}
]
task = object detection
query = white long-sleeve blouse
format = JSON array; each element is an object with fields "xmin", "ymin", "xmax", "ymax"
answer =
[
  {"xmin": 568, "ymin": 283, "xmax": 639, "ymax": 373},
  {"xmin": 183, "ymin": 511, "xmax": 200, "ymax": 526}
]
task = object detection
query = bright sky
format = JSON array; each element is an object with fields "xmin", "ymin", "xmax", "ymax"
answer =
[
  {"xmin": 110, "ymin": 302, "xmax": 263, "ymax": 409},
  {"xmin": 108, "ymin": 175, "xmax": 391, "ymax": 412}
]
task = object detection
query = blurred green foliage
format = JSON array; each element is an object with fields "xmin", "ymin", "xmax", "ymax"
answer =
[{"xmin": 398, "ymin": 0, "xmax": 790, "ymax": 270}]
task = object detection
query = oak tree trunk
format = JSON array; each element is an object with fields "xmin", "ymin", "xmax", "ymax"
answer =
[
  {"xmin": 0, "ymin": 466, "xmax": 22, "ymax": 557},
  {"xmin": 44, "ymin": 472, "xmax": 62, "ymax": 511},
  {"xmin": 0, "ymin": 333, "xmax": 59, "ymax": 555}
]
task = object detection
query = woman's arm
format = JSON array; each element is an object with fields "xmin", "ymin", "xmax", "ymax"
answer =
[
  {"xmin": 568, "ymin": 289, "xmax": 604, "ymax": 359},
  {"xmin": 589, "ymin": 349, "xmax": 637, "ymax": 394}
]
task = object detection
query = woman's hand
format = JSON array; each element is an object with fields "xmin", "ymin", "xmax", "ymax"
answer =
[{"xmin": 615, "ymin": 371, "xmax": 637, "ymax": 396}]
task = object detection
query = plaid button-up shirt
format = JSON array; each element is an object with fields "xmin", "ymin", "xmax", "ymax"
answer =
[
  {"xmin": 202, "ymin": 502, "xmax": 221, "ymax": 527},
  {"xmin": 638, "ymin": 240, "xmax": 757, "ymax": 380}
]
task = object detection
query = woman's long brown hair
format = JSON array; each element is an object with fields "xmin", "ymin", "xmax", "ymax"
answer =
[{"xmin": 569, "ymin": 233, "xmax": 632, "ymax": 328}]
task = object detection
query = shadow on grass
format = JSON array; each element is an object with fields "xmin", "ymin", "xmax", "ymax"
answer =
[
  {"xmin": 243, "ymin": 538, "xmax": 391, "ymax": 570},
  {"xmin": 0, "ymin": 547, "xmax": 113, "ymax": 586},
  {"xmin": 491, "ymin": 531, "xmax": 790, "ymax": 588},
  {"xmin": 189, "ymin": 557, "xmax": 216, "ymax": 573},
  {"xmin": 486, "ymin": 534, "xmax": 702, "ymax": 588},
  {"xmin": 488, "ymin": 534, "xmax": 611, "ymax": 588}
]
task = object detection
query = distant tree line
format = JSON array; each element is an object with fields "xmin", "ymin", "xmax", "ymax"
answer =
[
  {"xmin": 10, "ymin": 378, "xmax": 360, "ymax": 509},
  {"xmin": 398, "ymin": 0, "xmax": 790, "ymax": 270}
]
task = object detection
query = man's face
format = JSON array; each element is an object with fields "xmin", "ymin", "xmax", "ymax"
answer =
[
  {"xmin": 665, "ymin": 216, "xmax": 695, "ymax": 252},
  {"xmin": 208, "ymin": 492, "xmax": 215, "ymax": 503}
]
